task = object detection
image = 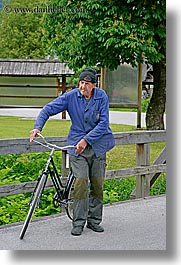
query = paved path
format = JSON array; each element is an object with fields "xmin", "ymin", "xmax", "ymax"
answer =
[
  {"xmin": 0, "ymin": 195, "xmax": 166, "ymax": 250},
  {"xmin": 0, "ymin": 108, "xmax": 147, "ymax": 126},
  {"xmin": 0, "ymin": 108, "xmax": 166, "ymax": 127}
]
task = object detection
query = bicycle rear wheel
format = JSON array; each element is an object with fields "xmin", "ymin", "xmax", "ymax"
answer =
[{"xmin": 19, "ymin": 173, "xmax": 47, "ymax": 239}]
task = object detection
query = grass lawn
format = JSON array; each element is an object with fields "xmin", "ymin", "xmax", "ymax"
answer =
[
  {"xmin": 0, "ymin": 115, "xmax": 165, "ymax": 168},
  {"xmin": 0, "ymin": 116, "xmax": 137, "ymax": 138},
  {"xmin": 109, "ymin": 108, "xmax": 137, "ymax": 112}
]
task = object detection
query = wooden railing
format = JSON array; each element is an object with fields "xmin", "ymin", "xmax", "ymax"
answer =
[{"xmin": 0, "ymin": 130, "xmax": 166, "ymax": 199}]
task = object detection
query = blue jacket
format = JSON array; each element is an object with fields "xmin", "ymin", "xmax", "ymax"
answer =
[{"xmin": 34, "ymin": 87, "xmax": 115, "ymax": 157}]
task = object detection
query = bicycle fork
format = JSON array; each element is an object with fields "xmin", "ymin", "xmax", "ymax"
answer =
[{"xmin": 29, "ymin": 172, "xmax": 47, "ymax": 208}]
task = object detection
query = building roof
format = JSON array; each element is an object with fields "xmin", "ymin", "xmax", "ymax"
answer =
[{"xmin": 0, "ymin": 59, "xmax": 75, "ymax": 76}]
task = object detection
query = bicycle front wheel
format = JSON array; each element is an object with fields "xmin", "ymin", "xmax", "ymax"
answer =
[
  {"xmin": 65, "ymin": 175, "xmax": 75, "ymax": 220},
  {"xmin": 19, "ymin": 173, "xmax": 47, "ymax": 240}
]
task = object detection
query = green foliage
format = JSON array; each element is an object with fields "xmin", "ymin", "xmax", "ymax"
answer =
[
  {"xmin": 150, "ymin": 174, "xmax": 166, "ymax": 196},
  {"xmin": 0, "ymin": 190, "xmax": 61, "ymax": 226},
  {"xmin": 0, "ymin": 152, "xmax": 62, "ymax": 185},
  {"xmin": 104, "ymin": 178, "xmax": 136, "ymax": 203},
  {"xmin": 104, "ymin": 173, "xmax": 166, "ymax": 204},
  {"xmin": 0, "ymin": 152, "xmax": 62, "ymax": 225},
  {"xmin": 43, "ymin": 0, "xmax": 166, "ymax": 70},
  {"xmin": 0, "ymin": 0, "xmax": 47, "ymax": 58},
  {"xmin": 142, "ymin": 98, "xmax": 150, "ymax": 113},
  {"xmin": 0, "ymin": 194, "xmax": 29, "ymax": 225}
]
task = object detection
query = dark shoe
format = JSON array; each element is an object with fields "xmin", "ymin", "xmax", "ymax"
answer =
[
  {"xmin": 87, "ymin": 223, "xmax": 104, "ymax": 232},
  {"xmin": 71, "ymin": 226, "xmax": 83, "ymax": 236}
]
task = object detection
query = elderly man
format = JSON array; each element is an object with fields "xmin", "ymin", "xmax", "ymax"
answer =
[{"xmin": 30, "ymin": 68, "xmax": 115, "ymax": 236}]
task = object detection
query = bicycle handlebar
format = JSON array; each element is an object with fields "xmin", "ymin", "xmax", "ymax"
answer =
[{"xmin": 33, "ymin": 133, "xmax": 75, "ymax": 151}]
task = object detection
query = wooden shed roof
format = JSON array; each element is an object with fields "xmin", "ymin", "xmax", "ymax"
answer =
[{"xmin": 0, "ymin": 59, "xmax": 75, "ymax": 76}]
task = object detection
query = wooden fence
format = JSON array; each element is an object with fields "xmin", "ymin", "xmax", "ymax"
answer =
[{"xmin": 0, "ymin": 130, "xmax": 166, "ymax": 199}]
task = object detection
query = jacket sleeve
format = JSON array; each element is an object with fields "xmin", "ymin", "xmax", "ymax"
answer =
[
  {"xmin": 34, "ymin": 94, "xmax": 68, "ymax": 131},
  {"xmin": 84, "ymin": 95, "xmax": 110, "ymax": 145}
]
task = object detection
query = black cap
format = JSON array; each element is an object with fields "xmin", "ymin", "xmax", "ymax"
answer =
[{"xmin": 79, "ymin": 68, "xmax": 97, "ymax": 83}]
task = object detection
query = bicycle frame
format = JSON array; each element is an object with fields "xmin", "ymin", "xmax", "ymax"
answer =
[{"xmin": 30, "ymin": 134, "xmax": 75, "ymax": 207}]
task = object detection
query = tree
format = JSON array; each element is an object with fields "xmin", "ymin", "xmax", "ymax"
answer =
[
  {"xmin": 0, "ymin": 0, "xmax": 47, "ymax": 58},
  {"xmin": 43, "ymin": 0, "xmax": 166, "ymax": 129}
]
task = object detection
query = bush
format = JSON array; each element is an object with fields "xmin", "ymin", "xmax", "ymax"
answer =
[
  {"xmin": 0, "ymin": 153, "xmax": 63, "ymax": 225},
  {"xmin": 142, "ymin": 98, "xmax": 150, "ymax": 113}
]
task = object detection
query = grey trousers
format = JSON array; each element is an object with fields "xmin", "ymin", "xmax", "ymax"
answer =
[{"xmin": 69, "ymin": 145, "xmax": 106, "ymax": 227}]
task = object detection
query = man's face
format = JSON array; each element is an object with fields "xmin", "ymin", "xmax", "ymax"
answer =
[{"xmin": 79, "ymin": 80, "xmax": 95, "ymax": 99}]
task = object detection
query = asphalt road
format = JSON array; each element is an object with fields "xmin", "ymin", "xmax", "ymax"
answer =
[
  {"xmin": 0, "ymin": 108, "xmax": 147, "ymax": 126},
  {"xmin": 0, "ymin": 195, "xmax": 166, "ymax": 250},
  {"xmin": 0, "ymin": 108, "xmax": 167, "ymax": 127}
]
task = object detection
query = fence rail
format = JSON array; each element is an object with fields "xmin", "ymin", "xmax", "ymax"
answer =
[{"xmin": 0, "ymin": 130, "xmax": 166, "ymax": 199}]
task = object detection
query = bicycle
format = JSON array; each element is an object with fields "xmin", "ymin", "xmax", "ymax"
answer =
[{"xmin": 19, "ymin": 133, "xmax": 75, "ymax": 240}]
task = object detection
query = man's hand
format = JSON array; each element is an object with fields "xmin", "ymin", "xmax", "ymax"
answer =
[
  {"xmin": 75, "ymin": 138, "xmax": 88, "ymax": 154},
  {"xmin": 30, "ymin": 129, "xmax": 41, "ymax": 142}
]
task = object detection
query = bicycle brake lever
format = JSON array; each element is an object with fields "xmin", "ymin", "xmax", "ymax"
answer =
[
  {"xmin": 32, "ymin": 133, "xmax": 49, "ymax": 149},
  {"xmin": 37, "ymin": 133, "xmax": 44, "ymax": 139},
  {"xmin": 36, "ymin": 133, "xmax": 49, "ymax": 145}
]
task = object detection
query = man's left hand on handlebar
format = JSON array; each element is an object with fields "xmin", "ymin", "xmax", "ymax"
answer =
[
  {"xmin": 30, "ymin": 131, "xmax": 87, "ymax": 155},
  {"xmin": 30, "ymin": 129, "xmax": 41, "ymax": 142}
]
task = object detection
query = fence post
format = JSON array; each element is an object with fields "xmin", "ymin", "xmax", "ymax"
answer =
[
  {"xmin": 61, "ymin": 150, "xmax": 69, "ymax": 179},
  {"xmin": 136, "ymin": 143, "xmax": 150, "ymax": 198}
]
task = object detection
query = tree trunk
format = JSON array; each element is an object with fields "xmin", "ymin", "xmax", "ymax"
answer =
[{"xmin": 146, "ymin": 59, "xmax": 166, "ymax": 130}]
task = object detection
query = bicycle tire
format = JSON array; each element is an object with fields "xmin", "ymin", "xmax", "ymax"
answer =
[
  {"xmin": 65, "ymin": 175, "xmax": 75, "ymax": 220},
  {"xmin": 19, "ymin": 173, "xmax": 47, "ymax": 239}
]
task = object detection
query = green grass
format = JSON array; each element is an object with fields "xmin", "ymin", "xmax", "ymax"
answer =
[
  {"xmin": 0, "ymin": 116, "xmax": 166, "ymax": 225},
  {"xmin": 109, "ymin": 108, "xmax": 137, "ymax": 112},
  {"xmin": 0, "ymin": 116, "xmax": 138, "ymax": 139},
  {"xmin": 0, "ymin": 116, "xmax": 71, "ymax": 139}
]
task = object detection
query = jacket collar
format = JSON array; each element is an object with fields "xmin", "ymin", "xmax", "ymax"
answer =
[{"xmin": 77, "ymin": 87, "xmax": 101, "ymax": 100}]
